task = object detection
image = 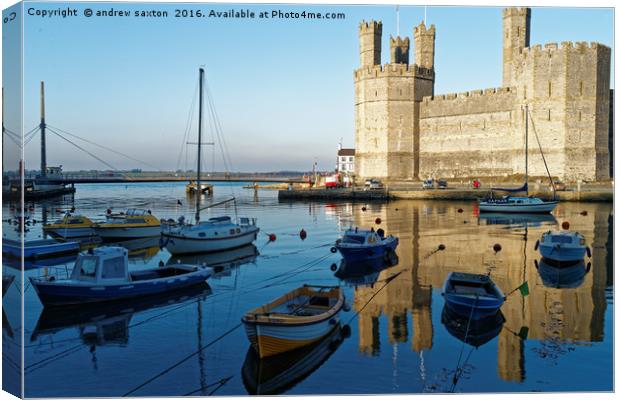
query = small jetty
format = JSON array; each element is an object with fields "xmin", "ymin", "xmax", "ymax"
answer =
[{"xmin": 278, "ymin": 188, "xmax": 389, "ymax": 201}]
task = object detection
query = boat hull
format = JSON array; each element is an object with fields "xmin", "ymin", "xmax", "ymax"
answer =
[
  {"xmin": 539, "ymin": 244, "xmax": 586, "ymax": 262},
  {"xmin": 243, "ymin": 313, "xmax": 341, "ymax": 358},
  {"xmin": 29, "ymin": 267, "xmax": 212, "ymax": 306},
  {"xmin": 336, "ymin": 237, "xmax": 398, "ymax": 263},
  {"xmin": 479, "ymin": 201, "xmax": 558, "ymax": 213},
  {"xmin": 94, "ymin": 226, "xmax": 161, "ymax": 240},
  {"xmin": 44, "ymin": 227, "xmax": 96, "ymax": 239},
  {"xmin": 2, "ymin": 239, "xmax": 80, "ymax": 259},
  {"xmin": 164, "ymin": 227, "xmax": 259, "ymax": 255}
]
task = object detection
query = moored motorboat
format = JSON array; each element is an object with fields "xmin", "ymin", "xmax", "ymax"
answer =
[
  {"xmin": 535, "ymin": 230, "xmax": 590, "ymax": 263},
  {"xmin": 43, "ymin": 214, "xmax": 96, "ymax": 239},
  {"xmin": 242, "ymin": 285, "xmax": 345, "ymax": 358},
  {"xmin": 2, "ymin": 237, "xmax": 80, "ymax": 259},
  {"xmin": 29, "ymin": 246, "xmax": 213, "ymax": 306},
  {"xmin": 94, "ymin": 209, "xmax": 161, "ymax": 240},
  {"xmin": 333, "ymin": 228, "xmax": 398, "ymax": 264},
  {"xmin": 442, "ymin": 272, "xmax": 505, "ymax": 319}
]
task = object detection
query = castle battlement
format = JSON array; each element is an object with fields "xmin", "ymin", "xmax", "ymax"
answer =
[
  {"xmin": 422, "ymin": 86, "xmax": 514, "ymax": 103},
  {"xmin": 503, "ymin": 7, "xmax": 529, "ymax": 18},
  {"xmin": 354, "ymin": 63, "xmax": 434, "ymax": 80},
  {"xmin": 390, "ymin": 36, "xmax": 410, "ymax": 45},
  {"xmin": 520, "ymin": 41, "xmax": 610, "ymax": 57},
  {"xmin": 414, "ymin": 22, "xmax": 435, "ymax": 36},
  {"xmin": 359, "ymin": 20, "xmax": 382, "ymax": 33}
]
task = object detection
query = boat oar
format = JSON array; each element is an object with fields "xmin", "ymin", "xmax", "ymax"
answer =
[{"xmin": 503, "ymin": 281, "xmax": 530, "ymax": 300}]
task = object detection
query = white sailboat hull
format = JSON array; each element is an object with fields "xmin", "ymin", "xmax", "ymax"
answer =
[{"xmin": 163, "ymin": 226, "xmax": 259, "ymax": 254}]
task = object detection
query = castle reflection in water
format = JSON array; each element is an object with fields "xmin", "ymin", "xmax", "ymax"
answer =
[{"xmin": 329, "ymin": 200, "xmax": 612, "ymax": 383}]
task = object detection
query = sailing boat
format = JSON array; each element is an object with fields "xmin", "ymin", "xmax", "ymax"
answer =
[
  {"xmin": 162, "ymin": 68, "xmax": 259, "ymax": 254},
  {"xmin": 479, "ymin": 105, "xmax": 559, "ymax": 213}
]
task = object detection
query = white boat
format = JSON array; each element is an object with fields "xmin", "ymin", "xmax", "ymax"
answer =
[
  {"xmin": 94, "ymin": 209, "xmax": 161, "ymax": 240},
  {"xmin": 161, "ymin": 67, "xmax": 259, "ymax": 255},
  {"xmin": 535, "ymin": 230, "xmax": 590, "ymax": 263},
  {"xmin": 479, "ymin": 105, "xmax": 558, "ymax": 214}
]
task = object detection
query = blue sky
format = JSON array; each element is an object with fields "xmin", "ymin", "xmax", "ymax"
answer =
[{"xmin": 10, "ymin": 1, "xmax": 615, "ymax": 172}]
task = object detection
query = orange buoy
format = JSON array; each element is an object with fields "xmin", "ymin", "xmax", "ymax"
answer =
[
  {"xmin": 299, "ymin": 229, "xmax": 307, "ymax": 240},
  {"xmin": 375, "ymin": 217, "xmax": 382, "ymax": 225},
  {"xmin": 268, "ymin": 233, "xmax": 277, "ymax": 242},
  {"xmin": 493, "ymin": 243, "xmax": 502, "ymax": 253},
  {"xmin": 561, "ymin": 221, "xmax": 570, "ymax": 230}
]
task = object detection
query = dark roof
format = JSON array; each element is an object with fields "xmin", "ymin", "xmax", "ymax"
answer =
[{"xmin": 338, "ymin": 148, "xmax": 355, "ymax": 156}]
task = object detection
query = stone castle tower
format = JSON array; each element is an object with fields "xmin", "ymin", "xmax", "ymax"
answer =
[
  {"xmin": 355, "ymin": 7, "xmax": 612, "ymax": 182},
  {"xmin": 354, "ymin": 21, "xmax": 435, "ymax": 180}
]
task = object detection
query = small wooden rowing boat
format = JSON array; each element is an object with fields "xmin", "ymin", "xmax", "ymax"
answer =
[
  {"xmin": 242, "ymin": 285, "xmax": 344, "ymax": 358},
  {"xmin": 442, "ymin": 272, "xmax": 505, "ymax": 320},
  {"xmin": 441, "ymin": 304, "xmax": 505, "ymax": 348}
]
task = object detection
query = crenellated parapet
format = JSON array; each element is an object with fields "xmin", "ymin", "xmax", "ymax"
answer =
[
  {"xmin": 390, "ymin": 35, "xmax": 410, "ymax": 64},
  {"xmin": 421, "ymin": 86, "xmax": 516, "ymax": 118},
  {"xmin": 354, "ymin": 63, "xmax": 434, "ymax": 81},
  {"xmin": 502, "ymin": 7, "xmax": 529, "ymax": 18},
  {"xmin": 359, "ymin": 20, "xmax": 382, "ymax": 67},
  {"xmin": 519, "ymin": 41, "xmax": 611, "ymax": 58},
  {"xmin": 414, "ymin": 22, "xmax": 436, "ymax": 70}
]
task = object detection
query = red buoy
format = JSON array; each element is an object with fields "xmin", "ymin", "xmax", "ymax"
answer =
[
  {"xmin": 299, "ymin": 229, "xmax": 307, "ymax": 240},
  {"xmin": 438, "ymin": 244, "xmax": 446, "ymax": 251},
  {"xmin": 457, "ymin": 208, "xmax": 463, "ymax": 213},
  {"xmin": 375, "ymin": 218, "xmax": 382, "ymax": 225},
  {"xmin": 562, "ymin": 221, "xmax": 570, "ymax": 230},
  {"xmin": 493, "ymin": 243, "xmax": 502, "ymax": 253},
  {"xmin": 361, "ymin": 206, "xmax": 367, "ymax": 212},
  {"xmin": 268, "ymin": 233, "xmax": 277, "ymax": 242},
  {"xmin": 580, "ymin": 211, "xmax": 588, "ymax": 216}
]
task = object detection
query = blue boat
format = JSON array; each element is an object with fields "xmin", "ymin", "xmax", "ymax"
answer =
[
  {"xmin": 442, "ymin": 272, "xmax": 505, "ymax": 320},
  {"xmin": 441, "ymin": 305, "xmax": 505, "ymax": 348},
  {"xmin": 535, "ymin": 230, "xmax": 590, "ymax": 264},
  {"xmin": 2, "ymin": 238, "xmax": 80, "ymax": 259},
  {"xmin": 29, "ymin": 246, "xmax": 213, "ymax": 306},
  {"xmin": 333, "ymin": 228, "xmax": 398, "ymax": 264}
]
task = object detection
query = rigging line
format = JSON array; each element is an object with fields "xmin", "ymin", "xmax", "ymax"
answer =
[
  {"xmin": 47, "ymin": 124, "xmax": 162, "ymax": 171},
  {"xmin": 345, "ymin": 271, "xmax": 404, "ymax": 326},
  {"xmin": 3, "ymin": 132, "xmax": 21, "ymax": 147},
  {"xmin": 181, "ymin": 376, "xmax": 234, "ymax": 396},
  {"xmin": 23, "ymin": 129, "xmax": 41, "ymax": 147},
  {"xmin": 24, "ymin": 343, "xmax": 84, "ymax": 372},
  {"xmin": 527, "ymin": 110, "xmax": 556, "ymax": 195},
  {"xmin": 3, "ymin": 124, "xmax": 38, "ymax": 138},
  {"xmin": 176, "ymin": 80, "xmax": 199, "ymax": 172},
  {"xmin": 47, "ymin": 127, "xmax": 132, "ymax": 180},
  {"xmin": 204, "ymin": 79, "xmax": 234, "ymax": 173},
  {"xmin": 121, "ymin": 323, "xmax": 242, "ymax": 397}
]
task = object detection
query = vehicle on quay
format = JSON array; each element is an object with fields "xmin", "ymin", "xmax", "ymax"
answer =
[
  {"xmin": 422, "ymin": 179, "xmax": 434, "ymax": 189},
  {"xmin": 364, "ymin": 179, "xmax": 384, "ymax": 190}
]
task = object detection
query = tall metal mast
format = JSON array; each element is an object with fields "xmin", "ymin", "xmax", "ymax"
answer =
[
  {"xmin": 195, "ymin": 68, "xmax": 204, "ymax": 223},
  {"xmin": 40, "ymin": 81, "xmax": 47, "ymax": 178},
  {"xmin": 525, "ymin": 104, "xmax": 529, "ymax": 197}
]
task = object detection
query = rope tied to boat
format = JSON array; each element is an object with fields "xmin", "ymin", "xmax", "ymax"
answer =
[{"xmin": 449, "ymin": 295, "xmax": 478, "ymax": 392}]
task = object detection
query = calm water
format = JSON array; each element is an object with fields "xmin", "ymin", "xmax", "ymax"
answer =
[{"xmin": 2, "ymin": 182, "xmax": 614, "ymax": 396}]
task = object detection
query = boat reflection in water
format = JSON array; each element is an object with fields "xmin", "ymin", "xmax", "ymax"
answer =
[
  {"xmin": 106, "ymin": 236, "xmax": 161, "ymax": 263},
  {"xmin": 30, "ymin": 283, "xmax": 212, "ymax": 345},
  {"xmin": 241, "ymin": 323, "xmax": 350, "ymax": 395},
  {"xmin": 478, "ymin": 213, "xmax": 557, "ymax": 228},
  {"xmin": 166, "ymin": 244, "xmax": 259, "ymax": 279},
  {"xmin": 535, "ymin": 258, "xmax": 590, "ymax": 289},
  {"xmin": 334, "ymin": 256, "xmax": 398, "ymax": 288},
  {"xmin": 441, "ymin": 305, "xmax": 505, "ymax": 348}
]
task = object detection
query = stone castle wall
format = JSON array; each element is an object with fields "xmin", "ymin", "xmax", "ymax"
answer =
[{"xmin": 354, "ymin": 8, "xmax": 612, "ymax": 182}]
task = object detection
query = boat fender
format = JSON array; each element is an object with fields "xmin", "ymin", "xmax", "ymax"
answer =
[
  {"xmin": 341, "ymin": 324, "xmax": 352, "ymax": 338},
  {"xmin": 534, "ymin": 240, "xmax": 539, "ymax": 251},
  {"xmin": 586, "ymin": 262, "xmax": 591, "ymax": 273},
  {"xmin": 534, "ymin": 259, "xmax": 539, "ymax": 270},
  {"xmin": 330, "ymin": 247, "xmax": 337, "ymax": 253},
  {"xmin": 330, "ymin": 263, "xmax": 338, "ymax": 271},
  {"xmin": 377, "ymin": 228, "xmax": 385, "ymax": 239},
  {"xmin": 586, "ymin": 246, "xmax": 591, "ymax": 258}
]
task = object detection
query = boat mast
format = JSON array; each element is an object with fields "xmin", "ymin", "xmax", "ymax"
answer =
[
  {"xmin": 40, "ymin": 81, "xmax": 47, "ymax": 178},
  {"xmin": 524, "ymin": 104, "xmax": 528, "ymax": 197},
  {"xmin": 195, "ymin": 68, "xmax": 204, "ymax": 223}
]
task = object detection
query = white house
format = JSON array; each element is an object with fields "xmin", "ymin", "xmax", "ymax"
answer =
[{"xmin": 336, "ymin": 145, "xmax": 355, "ymax": 174}]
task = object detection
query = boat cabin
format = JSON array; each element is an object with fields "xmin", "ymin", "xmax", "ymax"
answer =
[
  {"xmin": 341, "ymin": 228, "xmax": 384, "ymax": 245},
  {"xmin": 71, "ymin": 247, "xmax": 131, "ymax": 283}
]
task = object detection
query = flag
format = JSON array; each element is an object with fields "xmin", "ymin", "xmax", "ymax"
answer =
[{"xmin": 518, "ymin": 281, "xmax": 530, "ymax": 296}]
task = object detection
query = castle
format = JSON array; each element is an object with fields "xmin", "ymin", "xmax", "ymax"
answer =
[{"xmin": 354, "ymin": 7, "xmax": 612, "ymax": 182}]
